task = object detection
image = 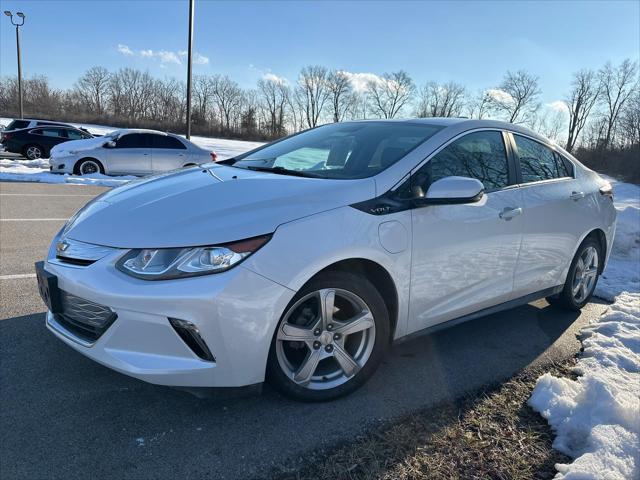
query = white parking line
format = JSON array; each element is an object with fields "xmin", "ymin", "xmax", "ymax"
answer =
[
  {"xmin": 0, "ymin": 218, "xmax": 68, "ymax": 221},
  {"xmin": 0, "ymin": 273, "xmax": 36, "ymax": 280},
  {"xmin": 0, "ymin": 193, "xmax": 95, "ymax": 197}
]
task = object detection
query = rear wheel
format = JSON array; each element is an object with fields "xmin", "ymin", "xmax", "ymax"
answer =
[
  {"xmin": 266, "ymin": 271, "xmax": 389, "ymax": 401},
  {"xmin": 74, "ymin": 158, "xmax": 104, "ymax": 176},
  {"xmin": 546, "ymin": 237, "xmax": 601, "ymax": 311},
  {"xmin": 23, "ymin": 144, "xmax": 44, "ymax": 160}
]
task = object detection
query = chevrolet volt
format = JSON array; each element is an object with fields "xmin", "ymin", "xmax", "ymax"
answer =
[{"xmin": 36, "ymin": 119, "xmax": 616, "ymax": 401}]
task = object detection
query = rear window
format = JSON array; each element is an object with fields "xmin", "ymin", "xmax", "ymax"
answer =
[{"xmin": 6, "ymin": 120, "xmax": 29, "ymax": 130}]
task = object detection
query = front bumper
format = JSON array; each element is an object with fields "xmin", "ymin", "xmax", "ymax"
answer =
[
  {"xmin": 48, "ymin": 156, "xmax": 74, "ymax": 174},
  {"xmin": 43, "ymin": 240, "xmax": 295, "ymax": 388}
]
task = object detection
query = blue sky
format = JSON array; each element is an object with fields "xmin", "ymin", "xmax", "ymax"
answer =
[{"xmin": 0, "ymin": 0, "xmax": 638, "ymax": 105}]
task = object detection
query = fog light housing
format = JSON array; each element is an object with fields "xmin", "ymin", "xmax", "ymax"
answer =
[
  {"xmin": 58, "ymin": 164, "xmax": 65, "ymax": 170},
  {"xmin": 169, "ymin": 318, "xmax": 215, "ymax": 362}
]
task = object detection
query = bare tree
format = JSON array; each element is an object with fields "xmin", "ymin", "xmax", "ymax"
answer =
[
  {"xmin": 326, "ymin": 70, "xmax": 356, "ymax": 122},
  {"xmin": 466, "ymin": 90, "xmax": 492, "ymax": 119},
  {"xmin": 416, "ymin": 81, "xmax": 466, "ymax": 117},
  {"xmin": 212, "ymin": 75, "xmax": 244, "ymax": 132},
  {"xmin": 618, "ymin": 89, "xmax": 640, "ymax": 148},
  {"xmin": 74, "ymin": 67, "xmax": 110, "ymax": 116},
  {"xmin": 295, "ymin": 66, "xmax": 330, "ymax": 128},
  {"xmin": 597, "ymin": 59, "xmax": 638, "ymax": 149},
  {"xmin": 367, "ymin": 70, "xmax": 415, "ymax": 119},
  {"xmin": 564, "ymin": 69, "xmax": 600, "ymax": 152},
  {"xmin": 257, "ymin": 76, "xmax": 289, "ymax": 138},
  {"xmin": 490, "ymin": 70, "xmax": 541, "ymax": 124},
  {"xmin": 193, "ymin": 75, "xmax": 216, "ymax": 125}
]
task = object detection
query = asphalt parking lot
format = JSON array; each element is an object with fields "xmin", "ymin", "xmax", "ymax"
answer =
[{"xmin": 0, "ymin": 180, "xmax": 607, "ymax": 480}]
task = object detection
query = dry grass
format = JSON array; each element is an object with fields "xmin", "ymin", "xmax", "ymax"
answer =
[{"xmin": 273, "ymin": 363, "xmax": 574, "ymax": 480}]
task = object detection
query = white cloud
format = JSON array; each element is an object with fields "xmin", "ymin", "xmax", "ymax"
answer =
[
  {"xmin": 263, "ymin": 72, "xmax": 288, "ymax": 85},
  {"xmin": 340, "ymin": 71, "xmax": 384, "ymax": 93},
  {"xmin": 486, "ymin": 88, "xmax": 514, "ymax": 105},
  {"xmin": 546, "ymin": 100, "xmax": 569, "ymax": 112},
  {"xmin": 116, "ymin": 45, "xmax": 209, "ymax": 66},
  {"xmin": 178, "ymin": 50, "xmax": 209, "ymax": 65},
  {"xmin": 157, "ymin": 50, "xmax": 182, "ymax": 65},
  {"xmin": 117, "ymin": 44, "xmax": 134, "ymax": 56}
]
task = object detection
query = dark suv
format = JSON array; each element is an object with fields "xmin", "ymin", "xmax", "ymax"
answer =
[{"xmin": 1, "ymin": 126, "xmax": 94, "ymax": 159}]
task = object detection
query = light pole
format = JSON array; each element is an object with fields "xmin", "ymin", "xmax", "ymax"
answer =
[
  {"xmin": 4, "ymin": 10, "xmax": 26, "ymax": 119},
  {"xmin": 185, "ymin": 0, "xmax": 194, "ymax": 139}
]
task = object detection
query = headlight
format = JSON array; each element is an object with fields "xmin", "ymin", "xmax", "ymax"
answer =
[{"xmin": 116, "ymin": 235, "xmax": 271, "ymax": 280}]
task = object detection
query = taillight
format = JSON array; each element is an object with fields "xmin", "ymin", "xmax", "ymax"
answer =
[
  {"xmin": 2, "ymin": 132, "xmax": 11, "ymax": 141},
  {"xmin": 599, "ymin": 183, "xmax": 614, "ymax": 200},
  {"xmin": 210, "ymin": 151, "xmax": 218, "ymax": 162}
]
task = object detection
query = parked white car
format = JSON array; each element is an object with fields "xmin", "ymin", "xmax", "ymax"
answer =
[
  {"xmin": 36, "ymin": 119, "xmax": 616, "ymax": 401},
  {"xmin": 49, "ymin": 129, "xmax": 214, "ymax": 176}
]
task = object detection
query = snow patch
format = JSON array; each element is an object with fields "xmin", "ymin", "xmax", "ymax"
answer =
[{"xmin": 529, "ymin": 178, "xmax": 640, "ymax": 480}]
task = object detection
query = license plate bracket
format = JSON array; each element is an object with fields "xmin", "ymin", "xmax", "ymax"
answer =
[{"xmin": 35, "ymin": 261, "xmax": 62, "ymax": 313}]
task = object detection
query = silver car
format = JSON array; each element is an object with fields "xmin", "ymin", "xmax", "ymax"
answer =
[{"xmin": 49, "ymin": 129, "xmax": 214, "ymax": 176}]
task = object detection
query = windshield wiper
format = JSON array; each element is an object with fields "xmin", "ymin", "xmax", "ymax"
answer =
[{"xmin": 243, "ymin": 165, "xmax": 320, "ymax": 178}]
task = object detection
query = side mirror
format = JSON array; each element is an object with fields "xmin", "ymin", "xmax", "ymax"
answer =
[
  {"xmin": 104, "ymin": 140, "xmax": 116, "ymax": 148},
  {"xmin": 420, "ymin": 176, "xmax": 484, "ymax": 204}
]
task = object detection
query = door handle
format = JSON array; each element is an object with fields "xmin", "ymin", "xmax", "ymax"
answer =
[
  {"xmin": 499, "ymin": 207, "xmax": 523, "ymax": 221},
  {"xmin": 570, "ymin": 191, "xmax": 586, "ymax": 201}
]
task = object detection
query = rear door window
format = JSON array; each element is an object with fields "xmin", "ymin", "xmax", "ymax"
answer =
[
  {"xmin": 513, "ymin": 134, "xmax": 570, "ymax": 183},
  {"xmin": 151, "ymin": 135, "xmax": 187, "ymax": 149},
  {"xmin": 37, "ymin": 128, "xmax": 66, "ymax": 138}
]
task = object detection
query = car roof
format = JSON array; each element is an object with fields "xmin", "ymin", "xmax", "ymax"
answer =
[
  {"xmin": 114, "ymin": 128, "xmax": 168, "ymax": 136},
  {"xmin": 343, "ymin": 117, "xmax": 550, "ymax": 144},
  {"xmin": 21, "ymin": 119, "xmax": 70, "ymax": 124}
]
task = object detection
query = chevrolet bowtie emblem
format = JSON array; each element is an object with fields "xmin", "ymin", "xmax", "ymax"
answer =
[{"xmin": 56, "ymin": 241, "xmax": 70, "ymax": 253}]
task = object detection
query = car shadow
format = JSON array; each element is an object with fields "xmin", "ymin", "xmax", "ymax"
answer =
[{"xmin": 0, "ymin": 299, "xmax": 606, "ymax": 480}]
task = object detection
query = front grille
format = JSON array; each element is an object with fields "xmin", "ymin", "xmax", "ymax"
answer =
[
  {"xmin": 55, "ymin": 238, "xmax": 116, "ymax": 267},
  {"xmin": 54, "ymin": 291, "xmax": 116, "ymax": 343}
]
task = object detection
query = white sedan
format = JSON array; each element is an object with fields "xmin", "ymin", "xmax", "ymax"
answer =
[
  {"xmin": 36, "ymin": 119, "xmax": 616, "ymax": 401},
  {"xmin": 49, "ymin": 129, "xmax": 215, "ymax": 176}
]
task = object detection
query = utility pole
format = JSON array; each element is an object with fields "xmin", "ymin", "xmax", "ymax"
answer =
[
  {"xmin": 4, "ymin": 11, "xmax": 26, "ymax": 119},
  {"xmin": 186, "ymin": 0, "xmax": 194, "ymax": 139}
]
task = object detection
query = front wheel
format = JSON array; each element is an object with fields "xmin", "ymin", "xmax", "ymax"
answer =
[
  {"xmin": 74, "ymin": 158, "xmax": 104, "ymax": 176},
  {"xmin": 266, "ymin": 271, "xmax": 390, "ymax": 402},
  {"xmin": 547, "ymin": 237, "xmax": 601, "ymax": 311}
]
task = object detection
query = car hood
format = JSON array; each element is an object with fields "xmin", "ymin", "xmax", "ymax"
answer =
[
  {"xmin": 51, "ymin": 137, "xmax": 104, "ymax": 155},
  {"xmin": 63, "ymin": 164, "xmax": 377, "ymax": 248}
]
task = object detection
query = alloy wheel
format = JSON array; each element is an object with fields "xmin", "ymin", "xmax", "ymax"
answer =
[
  {"xmin": 572, "ymin": 246, "xmax": 599, "ymax": 303},
  {"xmin": 275, "ymin": 288, "xmax": 376, "ymax": 390},
  {"xmin": 26, "ymin": 146, "xmax": 42, "ymax": 159},
  {"xmin": 79, "ymin": 160, "xmax": 100, "ymax": 175}
]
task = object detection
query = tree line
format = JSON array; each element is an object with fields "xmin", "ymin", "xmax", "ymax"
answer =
[{"xmin": 0, "ymin": 59, "xmax": 637, "ymax": 180}]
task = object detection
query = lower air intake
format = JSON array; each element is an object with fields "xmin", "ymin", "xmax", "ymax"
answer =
[{"xmin": 169, "ymin": 318, "xmax": 216, "ymax": 362}]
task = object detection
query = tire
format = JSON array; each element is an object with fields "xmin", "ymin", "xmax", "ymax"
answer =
[
  {"xmin": 23, "ymin": 144, "xmax": 44, "ymax": 160},
  {"xmin": 546, "ymin": 236, "xmax": 602, "ymax": 311},
  {"xmin": 266, "ymin": 271, "xmax": 390, "ymax": 402},
  {"xmin": 74, "ymin": 158, "xmax": 104, "ymax": 176}
]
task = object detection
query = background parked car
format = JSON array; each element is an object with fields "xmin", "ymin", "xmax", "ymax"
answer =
[
  {"xmin": 3, "ymin": 118, "xmax": 73, "ymax": 131},
  {"xmin": 0, "ymin": 125, "xmax": 94, "ymax": 160},
  {"xmin": 49, "ymin": 129, "xmax": 216, "ymax": 175}
]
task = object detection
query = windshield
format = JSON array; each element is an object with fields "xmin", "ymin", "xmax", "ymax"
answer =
[{"xmin": 233, "ymin": 122, "xmax": 443, "ymax": 179}]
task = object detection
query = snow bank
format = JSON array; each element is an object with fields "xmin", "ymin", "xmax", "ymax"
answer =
[
  {"xmin": 0, "ymin": 117, "xmax": 262, "ymax": 186},
  {"xmin": 529, "ymin": 178, "xmax": 640, "ymax": 480}
]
